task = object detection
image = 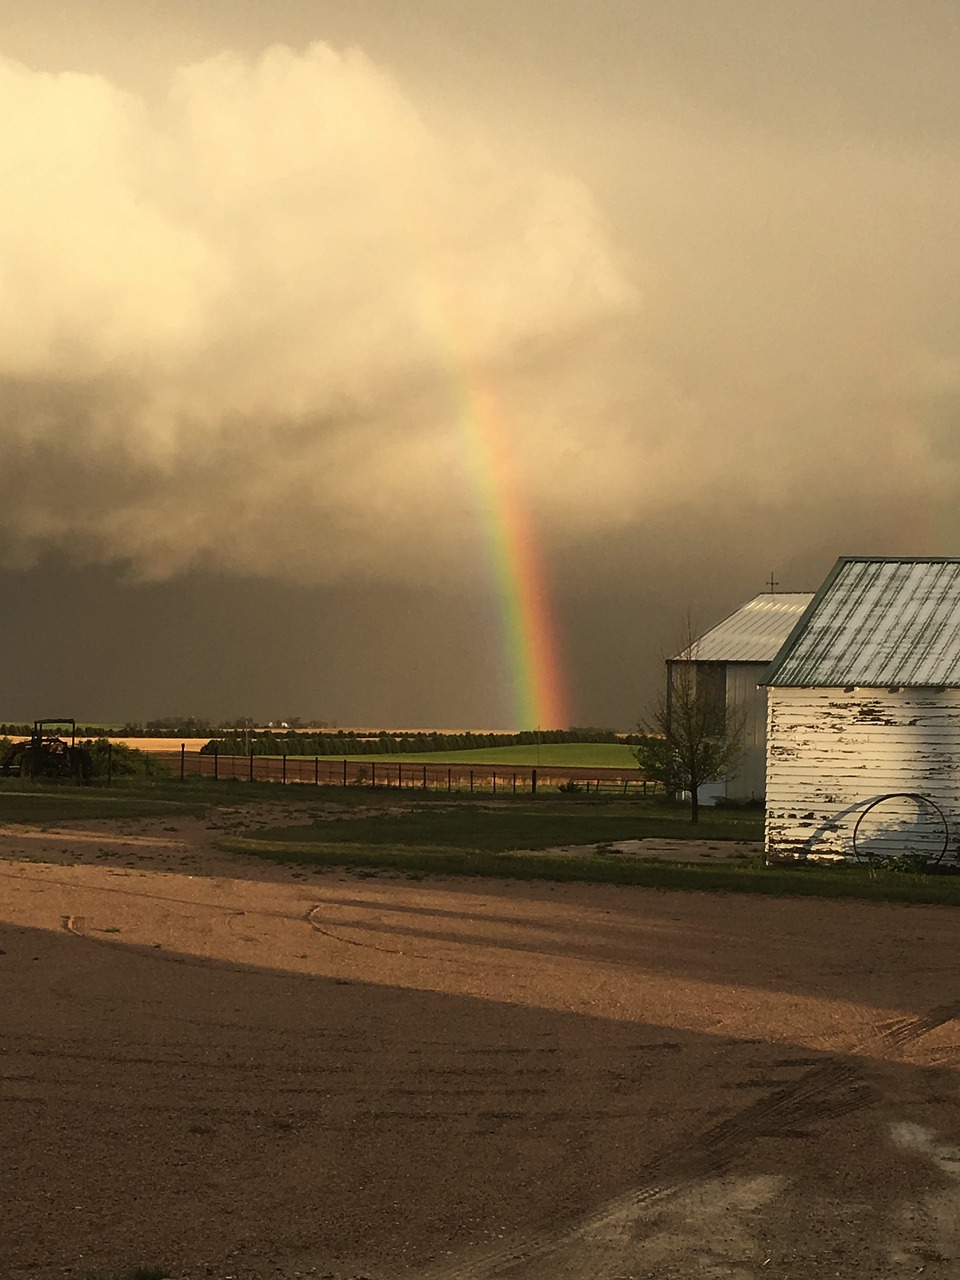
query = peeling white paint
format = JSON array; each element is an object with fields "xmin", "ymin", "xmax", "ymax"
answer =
[{"xmin": 765, "ymin": 687, "xmax": 960, "ymax": 860}]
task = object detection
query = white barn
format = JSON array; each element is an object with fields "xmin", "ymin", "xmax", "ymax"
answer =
[
  {"xmin": 669, "ymin": 592, "xmax": 813, "ymax": 801},
  {"xmin": 763, "ymin": 557, "xmax": 960, "ymax": 862}
]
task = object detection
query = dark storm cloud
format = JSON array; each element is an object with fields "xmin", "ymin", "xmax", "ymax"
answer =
[
  {"xmin": 0, "ymin": 43, "xmax": 635, "ymax": 588},
  {"xmin": 1, "ymin": 3, "xmax": 960, "ymax": 724}
]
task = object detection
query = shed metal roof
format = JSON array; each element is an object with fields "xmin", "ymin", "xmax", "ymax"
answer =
[
  {"xmin": 673, "ymin": 593, "xmax": 815, "ymax": 663},
  {"xmin": 763, "ymin": 558, "xmax": 960, "ymax": 688}
]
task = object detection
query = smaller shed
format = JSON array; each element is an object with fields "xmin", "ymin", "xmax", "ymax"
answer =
[
  {"xmin": 669, "ymin": 592, "xmax": 813, "ymax": 800},
  {"xmin": 762, "ymin": 557, "xmax": 960, "ymax": 862}
]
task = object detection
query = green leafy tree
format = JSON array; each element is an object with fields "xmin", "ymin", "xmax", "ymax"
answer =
[{"xmin": 80, "ymin": 738, "xmax": 168, "ymax": 777}]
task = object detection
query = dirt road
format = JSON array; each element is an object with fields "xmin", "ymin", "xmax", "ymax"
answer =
[{"xmin": 1, "ymin": 806, "xmax": 959, "ymax": 1278}]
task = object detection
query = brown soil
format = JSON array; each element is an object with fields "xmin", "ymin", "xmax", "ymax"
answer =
[{"xmin": 2, "ymin": 805, "xmax": 960, "ymax": 1279}]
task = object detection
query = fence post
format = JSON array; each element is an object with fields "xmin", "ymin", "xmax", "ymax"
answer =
[
  {"xmin": 315, "ymin": 756, "xmax": 319, "ymax": 786},
  {"xmin": 448, "ymin": 768, "xmax": 452, "ymax": 793},
  {"xmin": 470, "ymin": 769, "xmax": 474, "ymax": 794},
  {"xmin": 531, "ymin": 767, "xmax": 537, "ymax": 795},
  {"xmin": 180, "ymin": 743, "xmax": 185, "ymax": 782},
  {"xmin": 250, "ymin": 750, "xmax": 254, "ymax": 782},
  {"xmin": 282, "ymin": 755, "xmax": 287, "ymax": 785},
  {"xmin": 422, "ymin": 764, "xmax": 427, "ymax": 790},
  {"xmin": 107, "ymin": 740, "xmax": 113, "ymax": 787},
  {"xmin": 492, "ymin": 770, "xmax": 496, "ymax": 795},
  {"xmin": 343, "ymin": 758, "xmax": 348, "ymax": 787},
  {"xmin": 398, "ymin": 762, "xmax": 402, "ymax": 789}
]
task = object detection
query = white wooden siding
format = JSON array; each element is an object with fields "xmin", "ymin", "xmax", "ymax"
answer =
[{"xmin": 765, "ymin": 687, "xmax": 960, "ymax": 860}]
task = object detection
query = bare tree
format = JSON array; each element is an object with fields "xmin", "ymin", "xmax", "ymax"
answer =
[{"xmin": 635, "ymin": 617, "xmax": 746, "ymax": 824}]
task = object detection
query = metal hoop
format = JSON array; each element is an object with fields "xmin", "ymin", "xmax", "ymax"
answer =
[{"xmin": 851, "ymin": 792, "xmax": 949, "ymax": 864}]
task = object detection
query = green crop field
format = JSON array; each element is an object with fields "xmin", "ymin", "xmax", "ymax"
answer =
[{"xmin": 289, "ymin": 743, "xmax": 640, "ymax": 768}]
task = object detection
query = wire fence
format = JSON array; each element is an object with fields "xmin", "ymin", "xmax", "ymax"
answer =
[{"xmin": 151, "ymin": 749, "xmax": 661, "ymax": 797}]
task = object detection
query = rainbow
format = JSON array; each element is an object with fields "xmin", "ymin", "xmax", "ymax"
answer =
[
  {"xmin": 415, "ymin": 260, "xmax": 570, "ymax": 730},
  {"xmin": 453, "ymin": 372, "xmax": 570, "ymax": 731}
]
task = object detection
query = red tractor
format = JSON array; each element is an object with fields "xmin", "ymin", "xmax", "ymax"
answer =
[{"xmin": 1, "ymin": 719, "xmax": 94, "ymax": 782}]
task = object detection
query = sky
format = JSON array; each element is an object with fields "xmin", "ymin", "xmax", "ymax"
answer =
[{"xmin": 1, "ymin": 1, "xmax": 959, "ymax": 729}]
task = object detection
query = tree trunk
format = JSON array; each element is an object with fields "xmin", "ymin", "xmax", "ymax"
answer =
[{"xmin": 689, "ymin": 765, "xmax": 700, "ymax": 824}]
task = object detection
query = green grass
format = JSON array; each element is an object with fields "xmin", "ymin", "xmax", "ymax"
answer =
[
  {"xmin": 246, "ymin": 798, "xmax": 762, "ymax": 851},
  {"xmin": 223, "ymin": 835, "xmax": 960, "ymax": 906},
  {"xmin": 0, "ymin": 774, "xmax": 328, "ymax": 823},
  {"xmin": 0, "ymin": 774, "xmax": 476, "ymax": 824},
  {"xmin": 218, "ymin": 794, "xmax": 960, "ymax": 907},
  {"xmin": 0, "ymin": 780, "xmax": 209, "ymax": 823},
  {"xmin": 2, "ymin": 774, "xmax": 956, "ymax": 908},
  {"xmin": 285, "ymin": 743, "xmax": 640, "ymax": 768}
]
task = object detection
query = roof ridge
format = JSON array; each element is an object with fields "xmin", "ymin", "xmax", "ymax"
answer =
[
  {"xmin": 837, "ymin": 555, "xmax": 960, "ymax": 565},
  {"xmin": 763, "ymin": 558, "xmax": 960, "ymax": 687}
]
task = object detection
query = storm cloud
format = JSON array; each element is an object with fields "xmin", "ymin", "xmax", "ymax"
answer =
[
  {"xmin": 1, "ymin": 2, "xmax": 960, "ymax": 725},
  {"xmin": 0, "ymin": 44, "xmax": 636, "ymax": 585}
]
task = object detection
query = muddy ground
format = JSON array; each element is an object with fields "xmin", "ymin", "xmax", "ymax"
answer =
[{"xmin": 1, "ymin": 803, "xmax": 959, "ymax": 1279}]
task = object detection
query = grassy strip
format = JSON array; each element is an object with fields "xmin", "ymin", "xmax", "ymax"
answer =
[
  {"xmin": 222, "ymin": 837, "xmax": 960, "ymax": 906},
  {"xmin": 0, "ymin": 774, "xmax": 311, "ymax": 822},
  {"xmin": 0, "ymin": 768, "xmax": 378, "ymax": 819},
  {"xmin": 0, "ymin": 779, "xmax": 763, "ymax": 838},
  {"xmin": 251, "ymin": 803, "xmax": 763, "ymax": 850},
  {"xmin": 0, "ymin": 785, "xmax": 209, "ymax": 823},
  {"xmin": 0, "ymin": 775, "xmax": 433, "ymax": 823}
]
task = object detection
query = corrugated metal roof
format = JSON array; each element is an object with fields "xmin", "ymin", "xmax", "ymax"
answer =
[
  {"xmin": 673, "ymin": 593, "xmax": 815, "ymax": 663},
  {"xmin": 763, "ymin": 558, "xmax": 960, "ymax": 688}
]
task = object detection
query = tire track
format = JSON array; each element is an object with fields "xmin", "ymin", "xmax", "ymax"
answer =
[
  {"xmin": 875, "ymin": 998, "xmax": 960, "ymax": 1051},
  {"xmin": 424, "ymin": 995, "xmax": 960, "ymax": 1280},
  {"xmin": 56, "ymin": 910, "xmax": 295, "ymax": 978},
  {"xmin": 306, "ymin": 902, "xmax": 460, "ymax": 962}
]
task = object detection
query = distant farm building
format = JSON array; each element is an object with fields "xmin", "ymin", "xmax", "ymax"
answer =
[
  {"xmin": 670, "ymin": 592, "xmax": 813, "ymax": 801},
  {"xmin": 763, "ymin": 557, "xmax": 960, "ymax": 862}
]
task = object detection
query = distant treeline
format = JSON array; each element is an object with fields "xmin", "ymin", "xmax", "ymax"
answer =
[
  {"xmin": 119, "ymin": 717, "xmax": 333, "ymax": 736},
  {"xmin": 0, "ymin": 719, "xmax": 223, "ymax": 738},
  {"xmin": 0, "ymin": 718, "xmax": 330, "ymax": 738},
  {"xmin": 0, "ymin": 723, "xmax": 121, "ymax": 738},
  {"xmin": 202, "ymin": 728, "xmax": 643, "ymax": 757}
]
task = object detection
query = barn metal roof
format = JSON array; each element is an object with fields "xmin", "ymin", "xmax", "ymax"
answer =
[
  {"xmin": 763, "ymin": 558, "xmax": 960, "ymax": 688},
  {"xmin": 672, "ymin": 593, "xmax": 815, "ymax": 663}
]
